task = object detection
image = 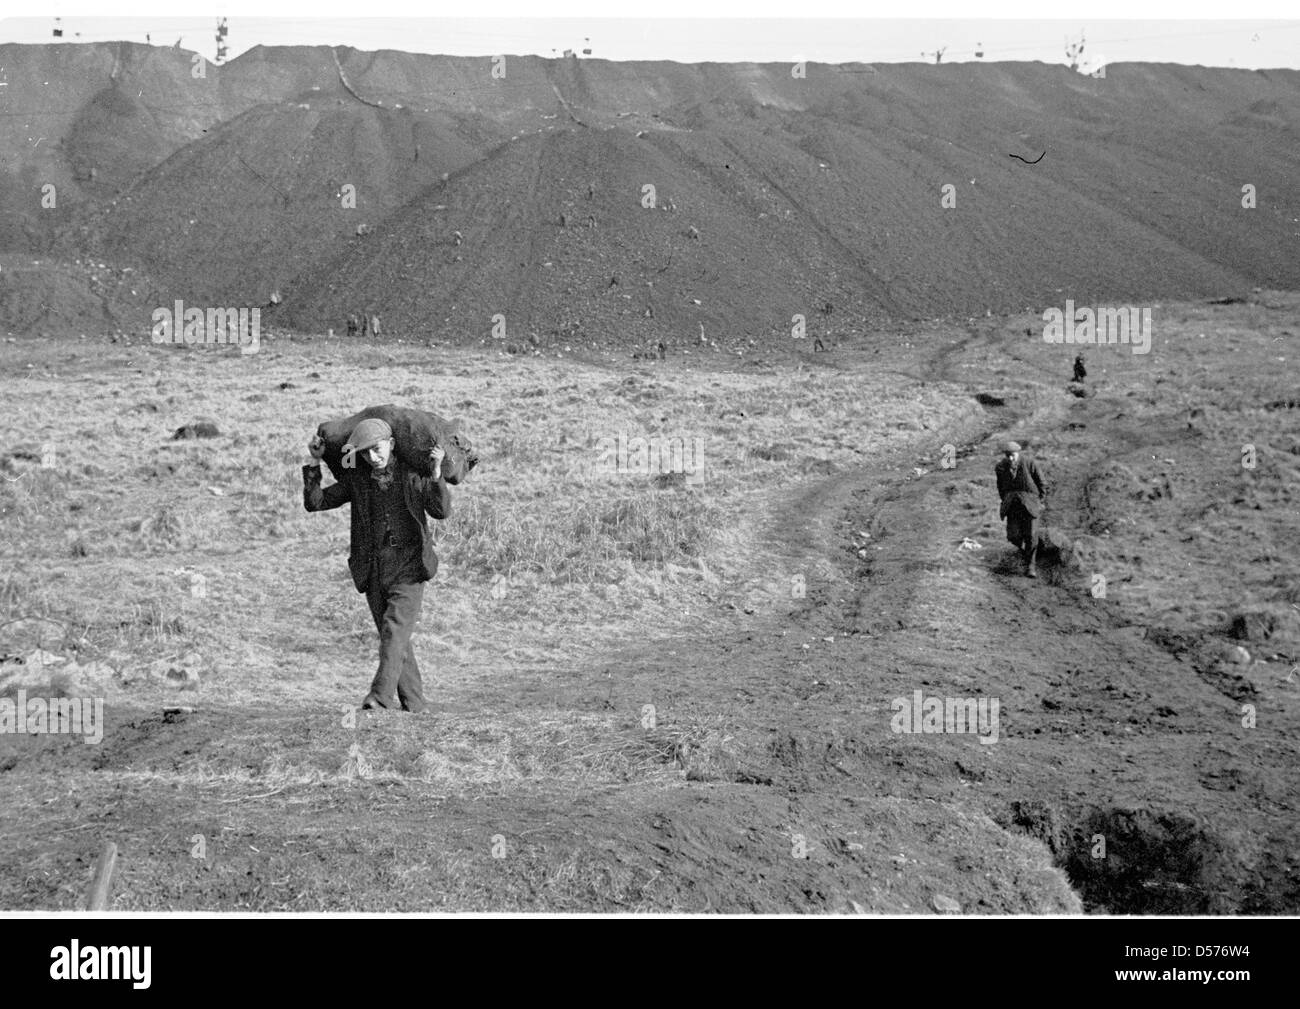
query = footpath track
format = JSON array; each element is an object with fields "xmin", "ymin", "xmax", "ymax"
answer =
[{"xmin": 591, "ymin": 323, "xmax": 1299, "ymax": 913}]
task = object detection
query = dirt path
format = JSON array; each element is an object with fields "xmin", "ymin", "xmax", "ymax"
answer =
[{"xmin": 591, "ymin": 320, "xmax": 1299, "ymax": 913}]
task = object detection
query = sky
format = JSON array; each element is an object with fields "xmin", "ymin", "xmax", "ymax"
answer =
[{"xmin": 2, "ymin": 3, "xmax": 1298, "ymax": 70}]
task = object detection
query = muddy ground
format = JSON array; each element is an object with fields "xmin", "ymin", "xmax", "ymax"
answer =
[{"xmin": 1, "ymin": 295, "xmax": 1297, "ymax": 913}]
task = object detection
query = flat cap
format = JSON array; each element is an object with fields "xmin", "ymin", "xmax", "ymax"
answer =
[
  {"xmin": 344, "ymin": 418, "xmax": 392, "ymax": 453},
  {"xmin": 1002, "ymin": 440, "xmax": 1022, "ymax": 453}
]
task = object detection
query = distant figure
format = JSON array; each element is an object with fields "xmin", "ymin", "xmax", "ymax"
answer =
[
  {"xmin": 370, "ymin": 315, "xmax": 382, "ymax": 337},
  {"xmin": 995, "ymin": 441, "xmax": 1047, "ymax": 579},
  {"xmin": 1073, "ymin": 353, "xmax": 1087, "ymax": 383},
  {"xmin": 361, "ymin": 315, "xmax": 370, "ymax": 337},
  {"xmin": 347, "ymin": 315, "xmax": 359, "ymax": 337},
  {"xmin": 452, "ymin": 230, "xmax": 463, "ymax": 246}
]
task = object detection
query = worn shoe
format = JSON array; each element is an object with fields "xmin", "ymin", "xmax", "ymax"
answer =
[{"xmin": 1025, "ymin": 564, "xmax": 1039, "ymax": 579}]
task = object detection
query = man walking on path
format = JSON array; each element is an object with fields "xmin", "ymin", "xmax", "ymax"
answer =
[
  {"xmin": 1073, "ymin": 353, "xmax": 1087, "ymax": 383},
  {"xmin": 995, "ymin": 440, "xmax": 1047, "ymax": 578},
  {"xmin": 303, "ymin": 418, "xmax": 452, "ymax": 711}
]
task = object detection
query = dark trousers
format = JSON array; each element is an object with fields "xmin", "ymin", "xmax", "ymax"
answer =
[
  {"xmin": 362, "ymin": 546, "xmax": 426, "ymax": 711},
  {"xmin": 1005, "ymin": 502, "xmax": 1039, "ymax": 568}
]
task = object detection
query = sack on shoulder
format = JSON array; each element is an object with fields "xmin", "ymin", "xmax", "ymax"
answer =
[{"xmin": 317, "ymin": 404, "xmax": 479, "ymax": 485}]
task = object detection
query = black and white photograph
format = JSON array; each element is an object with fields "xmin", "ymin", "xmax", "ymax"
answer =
[{"xmin": 0, "ymin": 0, "xmax": 1295, "ymax": 950}]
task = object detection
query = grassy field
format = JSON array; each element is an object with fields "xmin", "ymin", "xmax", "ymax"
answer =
[
  {"xmin": 2, "ymin": 296, "xmax": 1297, "ymax": 912},
  {"xmin": 0, "ymin": 334, "xmax": 972, "ymax": 780}
]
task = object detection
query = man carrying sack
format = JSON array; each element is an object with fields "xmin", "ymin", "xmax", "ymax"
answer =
[
  {"xmin": 995, "ymin": 440, "xmax": 1047, "ymax": 579},
  {"xmin": 303, "ymin": 417, "xmax": 452, "ymax": 712}
]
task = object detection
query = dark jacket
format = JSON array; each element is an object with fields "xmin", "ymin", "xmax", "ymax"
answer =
[
  {"xmin": 995, "ymin": 454, "xmax": 1047, "ymax": 519},
  {"xmin": 303, "ymin": 459, "xmax": 452, "ymax": 592}
]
